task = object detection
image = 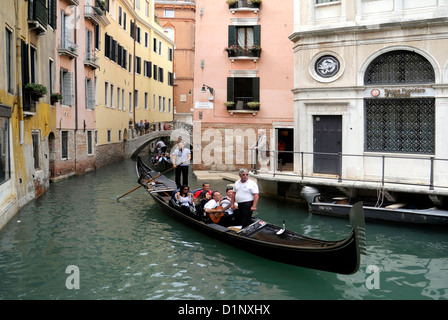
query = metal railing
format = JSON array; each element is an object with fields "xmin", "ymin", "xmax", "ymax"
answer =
[{"xmin": 250, "ymin": 149, "xmax": 448, "ymax": 191}]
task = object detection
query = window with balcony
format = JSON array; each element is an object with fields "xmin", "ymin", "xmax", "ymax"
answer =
[
  {"xmin": 226, "ymin": 77, "xmax": 260, "ymax": 114},
  {"xmin": 228, "ymin": 0, "xmax": 261, "ymax": 13},
  {"xmin": 227, "ymin": 25, "xmax": 261, "ymax": 60}
]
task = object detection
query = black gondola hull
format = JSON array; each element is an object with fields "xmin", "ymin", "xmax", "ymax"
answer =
[{"xmin": 136, "ymin": 157, "xmax": 365, "ymax": 275}]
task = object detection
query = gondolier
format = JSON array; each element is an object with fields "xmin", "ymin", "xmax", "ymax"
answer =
[
  {"xmin": 230, "ymin": 168, "xmax": 259, "ymax": 227},
  {"xmin": 171, "ymin": 142, "xmax": 191, "ymax": 188}
]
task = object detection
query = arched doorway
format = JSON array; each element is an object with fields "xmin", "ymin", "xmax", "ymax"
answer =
[{"xmin": 364, "ymin": 50, "xmax": 436, "ymax": 155}]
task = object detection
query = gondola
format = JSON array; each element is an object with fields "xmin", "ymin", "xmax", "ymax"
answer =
[
  {"xmin": 136, "ymin": 156, "xmax": 367, "ymax": 275},
  {"xmin": 150, "ymin": 153, "xmax": 173, "ymax": 171}
]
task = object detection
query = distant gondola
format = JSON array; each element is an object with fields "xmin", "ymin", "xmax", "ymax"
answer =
[
  {"xmin": 149, "ymin": 153, "xmax": 173, "ymax": 171},
  {"xmin": 136, "ymin": 156, "xmax": 366, "ymax": 275}
]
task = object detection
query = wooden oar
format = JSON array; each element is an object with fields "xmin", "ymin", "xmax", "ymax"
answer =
[{"xmin": 117, "ymin": 166, "xmax": 176, "ymax": 201}]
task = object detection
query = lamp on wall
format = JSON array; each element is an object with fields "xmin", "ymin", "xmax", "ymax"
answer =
[{"xmin": 201, "ymin": 84, "xmax": 214, "ymax": 96}]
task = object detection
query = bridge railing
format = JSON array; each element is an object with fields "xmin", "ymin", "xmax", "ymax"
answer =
[{"xmin": 128, "ymin": 120, "xmax": 192, "ymax": 140}]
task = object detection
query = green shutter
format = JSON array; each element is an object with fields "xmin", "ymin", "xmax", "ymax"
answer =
[
  {"xmin": 228, "ymin": 25, "xmax": 236, "ymax": 46},
  {"xmin": 227, "ymin": 77, "xmax": 234, "ymax": 102},
  {"xmin": 253, "ymin": 25, "xmax": 261, "ymax": 46},
  {"xmin": 252, "ymin": 77, "xmax": 260, "ymax": 102}
]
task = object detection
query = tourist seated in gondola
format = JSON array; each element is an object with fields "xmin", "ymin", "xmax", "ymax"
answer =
[
  {"xmin": 193, "ymin": 190, "xmax": 211, "ymax": 219},
  {"xmin": 174, "ymin": 185, "xmax": 195, "ymax": 216},
  {"xmin": 193, "ymin": 183, "xmax": 212, "ymax": 198},
  {"xmin": 219, "ymin": 187, "xmax": 240, "ymax": 226},
  {"xmin": 204, "ymin": 191, "xmax": 224, "ymax": 223}
]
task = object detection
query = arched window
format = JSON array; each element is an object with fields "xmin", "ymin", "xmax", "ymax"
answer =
[
  {"xmin": 364, "ymin": 50, "xmax": 435, "ymax": 85},
  {"xmin": 364, "ymin": 50, "xmax": 435, "ymax": 154}
]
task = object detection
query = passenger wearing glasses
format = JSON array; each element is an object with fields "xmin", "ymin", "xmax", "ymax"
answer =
[
  {"xmin": 230, "ymin": 169, "xmax": 259, "ymax": 227},
  {"xmin": 175, "ymin": 185, "xmax": 194, "ymax": 215},
  {"xmin": 171, "ymin": 142, "xmax": 191, "ymax": 188}
]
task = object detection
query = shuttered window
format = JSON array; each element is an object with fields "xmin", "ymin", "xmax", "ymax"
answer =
[
  {"xmin": 227, "ymin": 77, "xmax": 260, "ymax": 108},
  {"xmin": 85, "ymin": 78, "xmax": 94, "ymax": 110},
  {"xmin": 228, "ymin": 25, "xmax": 260, "ymax": 49},
  {"xmin": 61, "ymin": 70, "xmax": 74, "ymax": 106}
]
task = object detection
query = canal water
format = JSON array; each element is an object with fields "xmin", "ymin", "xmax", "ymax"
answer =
[{"xmin": 0, "ymin": 159, "xmax": 447, "ymax": 300}]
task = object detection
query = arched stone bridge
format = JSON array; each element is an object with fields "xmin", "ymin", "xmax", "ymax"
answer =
[{"xmin": 124, "ymin": 121, "xmax": 192, "ymax": 159}]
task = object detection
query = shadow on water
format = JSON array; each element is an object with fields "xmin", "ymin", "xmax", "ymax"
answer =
[{"xmin": 0, "ymin": 159, "xmax": 447, "ymax": 300}]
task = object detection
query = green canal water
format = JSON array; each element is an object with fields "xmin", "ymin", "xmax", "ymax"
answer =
[{"xmin": 0, "ymin": 159, "xmax": 447, "ymax": 300}]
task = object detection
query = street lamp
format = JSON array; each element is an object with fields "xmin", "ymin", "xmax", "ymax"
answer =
[{"xmin": 201, "ymin": 84, "xmax": 214, "ymax": 96}]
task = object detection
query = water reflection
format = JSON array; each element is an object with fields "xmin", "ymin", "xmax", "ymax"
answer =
[{"xmin": 0, "ymin": 159, "xmax": 447, "ymax": 300}]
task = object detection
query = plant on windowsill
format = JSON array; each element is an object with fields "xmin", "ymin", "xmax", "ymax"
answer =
[
  {"xmin": 226, "ymin": 0, "xmax": 238, "ymax": 7},
  {"xmin": 50, "ymin": 93, "xmax": 63, "ymax": 104},
  {"xmin": 247, "ymin": 44, "xmax": 262, "ymax": 56},
  {"xmin": 247, "ymin": 101, "xmax": 260, "ymax": 110},
  {"xmin": 224, "ymin": 101, "xmax": 235, "ymax": 110},
  {"xmin": 25, "ymin": 83, "xmax": 48, "ymax": 101},
  {"xmin": 224, "ymin": 45, "xmax": 239, "ymax": 57},
  {"xmin": 249, "ymin": 0, "xmax": 262, "ymax": 4}
]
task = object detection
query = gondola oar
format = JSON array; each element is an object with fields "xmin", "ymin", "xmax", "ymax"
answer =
[{"xmin": 117, "ymin": 165, "xmax": 177, "ymax": 201}]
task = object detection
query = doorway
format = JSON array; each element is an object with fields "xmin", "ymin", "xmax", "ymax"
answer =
[
  {"xmin": 313, "ymin": 115, "xmax": 342, "ymax": 175},
  {"xmin": 276, "ymin": 128, "xmax": 294, "ymax": 171}
]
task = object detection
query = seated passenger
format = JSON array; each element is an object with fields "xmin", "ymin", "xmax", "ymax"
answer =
[
  {"xmin": 175, "ymin": 185, "xmax": 194, "ymax": 215},
  {"xmin": 204, "ymin": 191, "xmax": 224, "ymax": 223},
  {"xmin": 193, "ymin": 183, "xmax": 212, "ymax": 198},
  {"xmin": 193, "ymin": 190, "xmax": 211, "ymax": 219},
  {"xmin": 219, "ymin": 187, "xmax": 240, "ymax": 226}
]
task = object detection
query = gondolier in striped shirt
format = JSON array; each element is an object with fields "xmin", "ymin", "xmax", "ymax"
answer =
[{"xmin": 230, "ymin": 168, "xmax": 259, "ymax": 228}]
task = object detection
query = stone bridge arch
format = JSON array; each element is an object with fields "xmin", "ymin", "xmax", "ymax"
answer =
[{"xmin": 124, "ymin": 121, "xmax": 192, "ymax": 159}]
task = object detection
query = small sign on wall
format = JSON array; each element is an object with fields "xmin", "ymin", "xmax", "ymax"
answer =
[{"xmin": 195, "ymin": 101, "xmax": 214, "ymax": 109}]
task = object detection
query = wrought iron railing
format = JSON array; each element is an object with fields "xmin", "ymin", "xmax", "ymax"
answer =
[{"xmin": 228, "ymin": 0, "xmax": 261, "ymax": 9}]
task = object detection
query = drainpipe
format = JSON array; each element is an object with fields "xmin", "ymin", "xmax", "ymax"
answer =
[
  {"xmin": 73, "ymin": 6, "xmax": 79, "ymax": 173},
  {"xmin": 14, "ymin": 1, "xmax": 24, "ymax": 144}
]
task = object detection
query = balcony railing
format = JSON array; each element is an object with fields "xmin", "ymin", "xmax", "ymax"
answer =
[
  {"xmin": 226, "ymin": 46, "xmax": 261, "ymax": 61},
  {"xmin": 85, "ymin": 5, "xmax": 102, "ymax": 24},
  {"xmin": 84, "ymin": 52, "xmax": 99, "ymax": 69},
  {"xmin": 58, "ymin": 39, "xmax": 78, "ymax": 59},
  {"xmin": 229, "ymin": 0, "xmax": 261, "ymax": 13},
  {"xmin": 28, "ymin": 0, "xmax": 48, "ymax": 34}
]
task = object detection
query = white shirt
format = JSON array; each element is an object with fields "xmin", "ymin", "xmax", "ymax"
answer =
[
  {"xmin": 172, "ymin": 147, "xmax": 190, "ymax": 166},
  {"xmin": 234, "ymin": 179, "xmax": 259, "ymax": 203},
  {"xmin": 220, "ymin": 197, "xmax": 236, "ymax": 215},
  {"xmin": 204, "ymin": 199, "xmax": 220, "ymax": 210}
]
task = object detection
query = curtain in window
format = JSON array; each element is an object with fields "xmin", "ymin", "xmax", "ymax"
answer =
[{"xmin": 237, "ymin": 27, "xmax": 253, "ymax": 49}]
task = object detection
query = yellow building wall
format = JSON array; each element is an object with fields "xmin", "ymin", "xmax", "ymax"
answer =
[{"xmin": 96, "ymin": 0, "xmax": 174, "ymax": 149}]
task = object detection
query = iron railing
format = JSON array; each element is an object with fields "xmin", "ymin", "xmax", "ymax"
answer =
[
  {"xmin": 28, "ymin": 0, "xmax": 48, "ymax": 28},
  {"xmin": 251, "ymin": 149, "xmax": 448, "ymax": 191}
]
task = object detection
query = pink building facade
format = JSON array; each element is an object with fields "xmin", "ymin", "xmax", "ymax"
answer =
[
  {"xmin": 192, "ymin": 0, "xmax": 294, "ymax": 172},
  {"xmin": 52, "ymin": 0, "xmax": 99, "ymax": 181}
]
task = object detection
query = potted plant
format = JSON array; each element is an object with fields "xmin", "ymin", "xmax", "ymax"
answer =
[
  {"xmin": 247, "ymin": 44, "xmax": 262, "ymax": 56},
  {"xmin": 224, "ymin": 101, "xmax": 235, "ymax": 110},
  {"xmin": 249, "ymin": 0, "xmax": 262, "ymax": 5},
  {"xmin": 226, "ymin": 0, "xmax": 238, "ymax": 7},
  {"xmin": 25, "ymin": 83, "xmax": 47, "ymax": 100},
  {"xmin": 247, "ymin": 101, "xmax": 260, "ymax": 110},
  {"xmin": 224, "ymin": 45, "xmax": 239, "ymax": 56},
  {"xmin": 51, "ymin": 92, "xmax": 63, "ymax": 104}
]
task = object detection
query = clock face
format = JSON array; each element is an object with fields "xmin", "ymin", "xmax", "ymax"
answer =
[{"xmin": 315, "ymin": 55, "xmax": 340, "ymax": 78}]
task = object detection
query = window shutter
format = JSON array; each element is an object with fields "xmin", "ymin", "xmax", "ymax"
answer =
[
  {"xmin": 86, "ymin": 79, "xmax": 94, "ymax": 110},
  {"xmin": 104, "ymin": 33, "xmax": 110, "ymax": 58},
  {"xmin": 253, "ymin": 25, "xmax": 261, "ymax": 46},
  {"xmin": 252, "ymin": 77, "xmax": 260, "ymax": 102},
  {"xmin": 228, "ymin": 25, "xmax": 236, "ymax": 46},
  {"xmin": 227, "ymin": 77, "xmax": 234, "ymax": 102},
  {"xmin": 64, "ymin": 71, "xmax": 74, "ymax": 106}
]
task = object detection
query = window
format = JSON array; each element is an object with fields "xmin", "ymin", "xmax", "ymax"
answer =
[
  {"xmin": 122, "ymin": 89, "xmax": 125, "ymax": 111},
  {"xmin": 30, "ymin": 46, "xmax": 38, "ymax": 84},
  {"xmin": 158, "ymin": 67, "xmax": 164, "ymax": 83},
  {"xmin": 5, "ymin": 28, "xmax": 13, "ymax": 93},
  {"xmin": 158, "ymin": 96, "xmax": 162, "ymax": 112},
  {"xmin": 316, "ymin": 0, "xmax": 338, "ymax": 3},
  {"xmin": 145, "ymin": 1, "xmax": 149, "ymax": 17},
  {"xmin": 95, "ymin": 24, "xmax": 101, "ymax": 50},
  {"xmin": 134, "ymin": 90, "xmax": 139, "ymax": 109},
  {"xmin": 123, "ymin": 12, "xmax": 127, "ymax": 31},
  {"xmin": 129, "ymin": 54, "xmax": 132, "ymax": 73},
  {"xmin": 168, "ymin": 47, "xmax": 173, "ymax": 61},
  {"xmin": 153, "ymin": 64, "xmax": 158, "ymax": 81},
  {"xmin": 145, "ymin": 32, "xmax": 148, "ymax": 48},
  {"xmin": 168, "ymin": 72, "xmax": 174, "ymax": 86},
  {"xmin": 105, "ymin": 81, "xmax": 109, "ymax": 106},
  {"xmin": 144, "ymin": 60, "xmax": 152, "ymax": 78},
  {"xmin": 164, "ymin": 9, "xmax": 174, "ymax": 18},
  {"xmin": 107, "ymin": 130, "xmax": 111, "ymax": 143},
  {"xmin": 163, "ymin": 97, "xmax": 166, "ymax": 112},
  {"xmin": 110, "ymin": 84, "xmax": 115, "ymax": 107},
  {"xmin": 117, "ymin": 87, "xmax": 121, "ymax": 110},
  {"xmin": 60, "ymin": 69, "xmax": 74, "ymax": 106},
  {"xmin": 85, "ymin": 78, "xmax": 94, "ymax": 110},
  {"xmin": 49, "ymin": 59, "xmax": 54, "ymax": 95},
  {"xmin": 136, "ymin": 0, "xmax": 140, "ymax": 10},
  {"xmin": 61, "ymin": 131, "xmax": 68, "ymax": 160},
  {"xmin": 48, "ymin": 0, "xmax": 57, "ymax": 29},
  {"xmin": 227, "ymin": 77, "xmax": 260, "ymax": 109},
  {"xmin": 129, "ymin": 92, "xmax": 132, "ymax": 113},
  {"xmin": 87, "ymin": 131, "xmax": 93, "ymax": 155},
  {"xmin": 0, "ymin": 106, "xmax": 11, "ymax": 184},
  {"xmin": 153, "ymin": 38, "xmax": 157, "ymax": 53},
  {"xmin": 364, "ymin": 50, "xmax": 436, "ymax": 154},
  {"xmin": 136, "ymin": 56, "xmax": 141, "ymax": 74},
  {"xmin": 118, "ymin": 6, "xmax": 122, "ymax": 26},
  {"xmin": 145, "ymin": 92, "xmax": 149, "ymax": 110},
  {"xmin": 118, "ymin": 130, "xmax": 122, "ymax": 141},
  {"xmin": 159, "ymin": 41, "xmax": 162, "ymax": 55},
  {"xmin": 32, "ymin": 132, "xmax": 40, "ymax": 169},
  {"xmin": 168, "ymin": 98, "xmax": 171, "ymax": 113},
  {"xmin": 228, "ymin": 25, "xmax": 261, "ymax": 56}
]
